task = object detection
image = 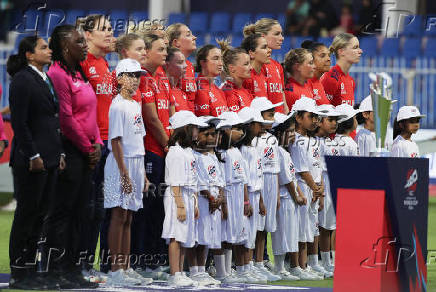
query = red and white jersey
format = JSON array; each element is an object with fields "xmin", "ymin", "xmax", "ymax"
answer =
[
  {"xmin": 262, "ymin": 59, "xmax": 285, "ymax": 113},
  {"xmin": 180, "ymin": 59, "xmax": 197, "ymax": 112},
  {"xmin": 243, "ymin": 68, "xmax": 268, "ymax": 99},
  {"xmin": 221, "ymin": 80, "xmax": 253, "ymax": 112},
  {"xmin": 169, "ymin": 87, "xmax": 190, "ymax": 112},
  {"xmin": 80, "ymin": 52, "xmax": 114, "ymax": 141},
  {"xmin": 308, "ymin": 76, "xmax": 330, "ymax": 105},
  {"xmin": 139, "ymin": 68, "xmax": 170, "ymax": 157},
  {"xmin": 320, "ymin": 64, "xmax": 355, "ymax": 106},
  {"xmin": 284, "ymin": 77, "xmax": 313, "ymax": 110},
  {"xmin": 194, "ymin": 75, "xmax": 228, "ymax": 117}
]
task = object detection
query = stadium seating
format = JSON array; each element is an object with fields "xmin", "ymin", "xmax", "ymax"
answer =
[
  {"xmin": 167, "ymin": 13, "xmax": 186, "ymax": 25},
  {"xmin": 359, "ymin": 36, "xmax": 378, "ymax": 57},
  {"xmin": 402, "ymin": 15, "xmax": 423, "ymax": 37},
  {"xmin": 424, "ymin": 38, "xmax": 436, "ymax": 58},
  {"xmin": 189, "ymin": 12, "xmax": 208, "ymax": 34},
  {"xmin": 210, "ymin": 12, "xmax": 231, "ymax": 33},
  {"xmin": 380, "ymin": 38, "xmax": 401, "ymax": 57},
  {"xmin": 65, "ymin": 9, "xmax": 86, "ymax": 25},
  {"xmin": 232, "ymin": 13, "xmax": 251, "ymax": 35}
]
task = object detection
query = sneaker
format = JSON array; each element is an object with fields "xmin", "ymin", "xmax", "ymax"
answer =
[
  {"xmin": 310, "ymin": 264, "xmax": 333, "ymax": 278},
  {"xmin": 237, "ymin": 271, "xmax": 262, "ymax": 284},
  {"xmin": 276, "ymin": 270, "xmax": 300, "ymax": 281},
  {"xmin": 106, "ymin": 269, "xmax": 141, "ymax": 287},
  {"xmin": 322, "ymin": 263, "xmax": 335, "ymax": 273},
  {"xmin": 289, "ymin": 266, "xmax": 319, "ymax": 281},
  {"xmin": 246, "ymin": 270, "xmax": 268, "ymax": 284},
  {"xmin": 254, "ymin": 264, "xmax": 281, "ymax": 281},
  {"xmin": 200, "ymin": 272, "xmax": 221, "ymax": 285},
  {"xmin": 136, "ymin": 268, "xmax": 169, "ymax": 281},
  {"xmin": 168, "ymin": 272, "xmax": 195, "ymax": 288},
  {"xmin": 190, "ymin": 272, "xmax": 219, "ymax": 286},
  {"xmin": 304, "ymin": 267, "xmax": 324, "ymax": 280},
  {"xmin": 82, "ymin": 268, "xmax": 108, "ymax": 283},
  {"xmin": 221, "ymin": 273, "xmax": 241, "ymax": 284},
  {"xmin": 153, "ymin": 266, "xmax": 170, "ymax": 273},
  {"xmin": 263, "ymin": 260, "xmax": 274, "ymax": 271},
  {"xmin": 124, "ymin": 268, "xmax": 153, "ymax": 285},
  {"xmin": 249, "ymin": 267, "xmax": 268, "ymax": 282}
]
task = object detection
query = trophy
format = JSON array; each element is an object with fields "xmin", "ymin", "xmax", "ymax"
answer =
[{"xmin": 369, "ymin": 72, "xmax": 396, "ymax": 157}]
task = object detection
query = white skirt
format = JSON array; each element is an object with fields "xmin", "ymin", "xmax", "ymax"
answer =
[
  {"xmin": 318, "ymin": 172, "xmax": 336, "ymax": 230},
  {"xmin": 245, "ymin": 191, "xmax": 260, "ymax": 249},
  {"xmin": 197, "ymin": 194, "xmax": 222, "ymax": 249},
  {"xmin": 222, "ymin": 182, "xmax": 248, "ymax": 244},
  {"xmin": 298, "ymin": 182, "xmax": 315, "ymax": 243},
  {"xmin": 259, "ymin": 173, "xmax": 278, "ymax": 232},
  {"xmin": 103, "ymin": 154, "xmax": 144, "ymax": 212},
  {"xmin": 271, "ymin": 195, "xmax": 299, "ymax": 255},
  {"xmin": 161, "ymin": 187, "xmax": 197, "ymax": 248}
]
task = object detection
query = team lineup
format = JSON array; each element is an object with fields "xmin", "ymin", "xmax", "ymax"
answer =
[{"xmin": 4, "ymin": 13, "xmax": 425, "ymax": 290}]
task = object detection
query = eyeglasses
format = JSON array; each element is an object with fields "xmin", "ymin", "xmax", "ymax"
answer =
[{"xmin": 123, "ymin": 72, "xmax": 142, "ymax": 78}]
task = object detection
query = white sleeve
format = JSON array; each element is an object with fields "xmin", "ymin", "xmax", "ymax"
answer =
[
  {"xmin": 278, "ymin": 148, "xmax": 293, "ymax": 186},
  {"xmin": 196, "ymin": 155, "xmax": 210, "ymax": 192},
  {"xmin": 349, "ymin": 139, "xmax": 359, "ymax": 156},
  {"xmin": 165, "ymin": 147, "xmax": 187, "ymax": 186},
  {"xmin": 108, "ymin": 103, "xmax": 124, "ymax": 141},
  {"xmin": 291, "ymin": 141, "xmax": 310, "ymax": 173},
  {"xmin": 390, "ymin": 142, "xmax": 402, "ymax": 157}
]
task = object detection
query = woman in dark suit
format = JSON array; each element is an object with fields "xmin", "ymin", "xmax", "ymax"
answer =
[{"xmin": 7, "ymin": 36, "xmax": 65, "ymax": 289}]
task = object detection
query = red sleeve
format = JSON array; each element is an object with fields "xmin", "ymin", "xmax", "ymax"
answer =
[
  {"xmin": 284, "ymin": 88, "xmax": 298, "ymax": 110},
  {"xmin": 223, "ymin": 89, "xmax": 239, "ymax": 112},
  {"xmin": 194, "ymin": 90, "xmax": 211, "ymax": 116},
  {"xmin": 320, "ymin": 73, "xmax": 341, "ymax": 106},
  {"xmin": 140, "ymin": 76, "xmax": 157, "ymax": 104},
  {"xmin": 242, "ymin": 78, "xmax": 254, "ymax": 96}
]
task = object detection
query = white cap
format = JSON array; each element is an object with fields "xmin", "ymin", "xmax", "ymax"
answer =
[
  {"xmin": 238, "ymin": 107, "xmax": 273, "ymax": 124},
  {"xmin": 317, "ymin": 104, "xmax": 343, "ymax": 117},
  {"xmin": 250, "ymin": 97, "xmax": 284, "ymax": 112},
  {"xmin": 396, "ymin": 106, "xmax": 425, "ymax": 122},
  {"xmin": 167, "ymin": 110, "xmax": 209, "ymax": 129},
  {"xmin": 198, "ymin": 115, "xmax": 223, "ymax": 126},
  {"xmin": 272, "ymin": 112, "xmax": 294, "ymax": 128},
  {"xmin": 336, "ymin": 104, "xmax": 359, "ymax": 123},
  {"xmin": 291, "ymin": 96, "xmax": 320, "ymax": 114},
  {"xmin": 359, "ymin": 95, "xmax": 373, "ymax": 112},
  {"xmin": 216, "ymin": 111, "xmax": 252, "ymax": 129},
  {"xmin": 115, "ymin": 58, "xmax": 146, "ymax": 77}
]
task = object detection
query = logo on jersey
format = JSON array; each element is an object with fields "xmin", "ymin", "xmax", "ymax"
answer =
[
  {"xmin": 89, "ymin": 66, "xmax": 97, "ymax": 75},
  {"xmin": 410, "ymin": 152, "xmax": 418, "ymax": 158},
  {"xmin": 269, "ymin": 83, "xmax": 283, "ymax": 93},
  {"xmin": 403, "ymin": 169, "xmax": 419, "ymax": 210},
  {"xmin": 312, "ymin": 147, "xmax": 320, "ymax": 159},
  {"xmin": 289, "ymin": 161, "xmax": 295, "ymax": 175},
  {"xmin": 133, "ymin": 113, "xmax": 143, "ymax": 128},
  {"xmin": 96, "ymin": 83, "xmax": 113, "ymax": 95},
  {"xmin": 208, "ymin": 165, "xmax": 217, "ymax": 178},
  {"xmin": 313, "ymin": 89, "xmax": 320, "ymax": 100},
  {"xmin": 190, "ymin": 160, "xmax": 197, "ymax": 175},
  {"xmin": 263, "ymin": 147, "xmax": 275, "ymax": 160},
  {"xmin": 233, "ymin": 161, "xmax": 243, "ymax": 174},
  {"xmin": 209, "ymin": 91, "xmax": 217, "ymax": 103},
  {"xmin": 340, "ymin": 82, "xmax": 347, "ymax": 95},
  {"xmin": 331, "ymin": 148, "xmax": 339, "ymax": 156},
  {"xmin": 257, "ymin": 159, "xmax": 262, "ymax": 170},
  {"xmin": 157, "ymin": 99, "xmax": 169, "ymax": 110}
]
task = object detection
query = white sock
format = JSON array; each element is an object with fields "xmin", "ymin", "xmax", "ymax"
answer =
[
  {"xmin": 214, "ymin": 255, "xmax": 226, "ymax": 278},
  {"xmin": 224, "ymin": 249, "xmax": 232, "ymax": 274},
  {"xmin": 198, "ymin": 266, "xmax": 205, "ymax": 273},
  {"xmin": 274, "ymin": 254, "xmax": 285, "ymax": 272},
  {"xmin": 236, "ymin": 265, "xmax": 244, "ymax": 273},
  {"xmin": 244, "ymin": 264, "xmax": 250, "ymax": 272},
  {"xmin": 331, "ymin": 251, "xmax": 335, "ymax": 264},
  {"xmin": 320, "ymin": 251, "xmax": 331, "ymax": 267},
  {"xmin": 308, "ymin": 254, "xmax": 318, "ymax": 267},
  {"xmin": 189, "ymin": 266, "xmax": 198, "ymax": 276}
]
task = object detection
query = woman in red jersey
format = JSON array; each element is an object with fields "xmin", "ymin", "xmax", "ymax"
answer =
[
  {"xmin": 283, "ymin": 48, "xmax": 315, "ymax": 110},
  {"xmin": 218, "ymin": 40, "xmax": 253, "ymax": 112},
  {"xmin": 320, "ymin": 33, "xmax": 362, "ymax": 106},
  {"xmin": 164, "ymin": 47, "xmax": 190, "ymax": 112},
  {"xmin": 240, "ymin": 33, "xmax": 271, "ymax": 99},
  {"xmin": 166, "ymin": 23, "xmax": 197, "ymax": 112},
  {"xmin": 243, "ymin": 18, "xmax": 289, "ymax": 113},
  {"xmin": 79, "ymin": 14, "xmax": 115, "ymax": 276},
  {"xmin": 194, "ymin": 44, "xmax": 228, "ymax": 117},
  {"xmin": 301, "ymin": 40, "xmax": 331, "ymax": 105}
]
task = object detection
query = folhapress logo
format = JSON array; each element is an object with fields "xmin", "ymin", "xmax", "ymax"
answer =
[{"xmin": 404, "ymin": 169, "xmax": 418, "ymax": 210}]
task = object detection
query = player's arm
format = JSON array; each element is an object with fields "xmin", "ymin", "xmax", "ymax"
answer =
[{"xmin": 243, "ymin": 184, "xmax": 252, "ymax": 217}]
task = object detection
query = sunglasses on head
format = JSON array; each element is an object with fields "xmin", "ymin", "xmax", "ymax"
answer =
[{"xmin": 123, "ymin": 72, "xmax": 142, "ymax": 78}]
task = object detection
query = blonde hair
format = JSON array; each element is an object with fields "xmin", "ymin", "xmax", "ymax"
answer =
[
  {"xmin": 243, "ymin": 18, "xmax": 279, "ymax": 37},
  {"xmin": 166, "ymin": 23, "xmax": 185, "ymax": 47},
  {"xmin": 329, "ymin": 32, "xmax": 355, "ymax": 59},
  {"xmin": 217, "ymin": 38, "xmax": 247, "ymax": 76},
  {"xmin": 283, "ymin": 48, "xmax": 311, "ymax": 75},
  {"xmin": 115, "ymin": 33, "xmax": 142, "ymax": 57}
]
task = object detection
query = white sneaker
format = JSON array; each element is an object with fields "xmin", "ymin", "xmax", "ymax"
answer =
[
  {"xmin": 136, "ymin": 267, "xmax": 169, "ymax": 281},
  {"xmin": 263, "ymin": 260, "xmax": 274, "ymax": 271},
  {"xmin": 276, "ymin": 269, "xmax": 300, "ymax": 281},
  {"xmin": 124, "ymin": 268, "xmax": 153, "ymax": 285},
  {"xmin": 168, "ymin": 272, "xmax": 194, "ymax": 287},
  {"xmin": 246, "ymin": 270, "xmax": 268, "ymax": 284},
  {"xmin": 254, "ymin": 264, "xmax": 281, "ymax": 281},
  {"xmin": 304, "ymin": 267, "xmax": 324, "ymax": 280},
  {"xmin": 221, "ymin": 273, "xmax": 241, "ymax": 284},
  {"xmin": 190, "ymin": 273, "xmax": 214, "ymax": 286},
  {"xmin": 310, "ymin": 264, "xmax": 333, "ymax": 278},
  {"xmin": 153, "ymin": 266, "xmax": 170, "ymax": 273},
  {"xmin": 198, "ymin": 272, "xmax": 221, "ymax": 285},
  {"xmin": 289, "ymin": 266, "xmax": 319, "ymax": 281},
  {"xmin": 322, "ymin": 263, "xmax": 335, "ymax": 273},
  {"xmin": 249, "ymin": 267, "xmax": 268, "ymax": 282},
  {"xmin": 106, "ymin": 269, "xmax": 141, "ymax": 287}
]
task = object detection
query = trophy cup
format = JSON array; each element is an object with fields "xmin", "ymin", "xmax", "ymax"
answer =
[{"xmin": 369, "ymin": 72, "xmax": 396, "ymax": 157}]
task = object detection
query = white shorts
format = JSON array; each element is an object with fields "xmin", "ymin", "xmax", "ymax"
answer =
[
  {"xmin": 222, "ymin": 182, "xmax": 248, "ymax": 244},
  {"xmin": 245, "ymin": 191, "xmax": 260, "ymax": 249},
  {"xmin": 318, "ymin": 173, "xmax": 336, "ymax": 230},
  {"xmin": 259, "ymin": 173, "xmax": 278, "ymax": 233},
  {"xmin": 197, "ymin": 195, "xmax": 222, "ymax": 249},
  {"xmin": 272, "ymin": 195, "xmax": 299, "ymax": 255},
  {"xmin": 298, "ymin": 182, "xmax": 315, "ymax": 243},
  {"xmin": 161, "ymin": 187, "xmax": 197, "ymax": 248},
  {"xmin": 104, "ymin": 154, "xmax": 144, "ymax": 212}
]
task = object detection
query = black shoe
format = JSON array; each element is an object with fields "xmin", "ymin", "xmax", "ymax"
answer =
[{"xmin": 9, "ymin": 275, "xmax": 58, "ymax": 290}]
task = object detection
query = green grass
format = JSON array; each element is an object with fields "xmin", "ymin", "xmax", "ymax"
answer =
[{"xmin": 0, "ymin": 193, "xmax": 435, "ymax": 290}]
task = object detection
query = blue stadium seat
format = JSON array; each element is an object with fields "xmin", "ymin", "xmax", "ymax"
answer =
[
  {"xmin": 293, "ymin": 36, "xmax": 313, "ymax": 49},
  {"xmin": 189, "ymin": 12, "xmax": 208, "ymax": 33},
  {"xmin": 110, "ymin": 10, "xmax": 128, "ymax": 36},
  {"xmin": 277, "ymin": 13, "xmax": 286, "ymax": 30},
  {"xmin": 424, "ymin": 37, "xmax": 436, "ymax": 58},
  {"xmin": 65, "ymin": 9, "xmax": 86, "ymax": 25},
  {"xmin": 129, "ymin": 11, "xmax": 149, "ymax": 24},
  {"xmin": 402, "ymin": 15, "xmax": 422, "ymax": 36},
  {"xmin": 254, "ymin": 13, "xmax": 275, "ymax": 21},
  {"xmin": 168, "ymin": 13, "xmax": 186, "ymax": 25},
  {"xmin": 195, "ymin": 34, "xmax": 206, "ymax": 47},
  {"xmin": 232, "ymin": 13, "xmax": 251, "ymax": 34},
  {"xmin": 231, "ymin": 35, "xmax": 243, "ymax": 47},
  {"xmin": 402, "ymin": 37, "xmax": 422, "ymax": 59},
  {"xmin": 15, "ymin": 9, "xmax": 44, "ymax": 33},
  {"xmin": 359, "ymin": 36, "xmax": 378, "ymax": 57},
  {"xmin": 317, "ymin": 37, "xmax": 333, "ymax": 47},
  {"xmin": 39, "ymin": 9, "xmax": 66, "ymax": 37},
  {"xmin": 210, "ymin": 12, "xmax": 231, "ymax": 33},
  {"xmin": 380, "ymin": 38, "xmax": 400, "ymax": 57}
]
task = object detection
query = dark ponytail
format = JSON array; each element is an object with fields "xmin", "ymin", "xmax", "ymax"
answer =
[
  {"xmin": 6, "ymin": 36, "xmax": 40, "ymax": 77},
  {"xmin": 393, "ymin": 119, "xmax": 404, "ymax": 140}
]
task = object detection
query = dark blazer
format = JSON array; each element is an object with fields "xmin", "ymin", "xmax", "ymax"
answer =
[{"xmin": 9, "ymin": 66, "xmax": 63, "ymax": 169}]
